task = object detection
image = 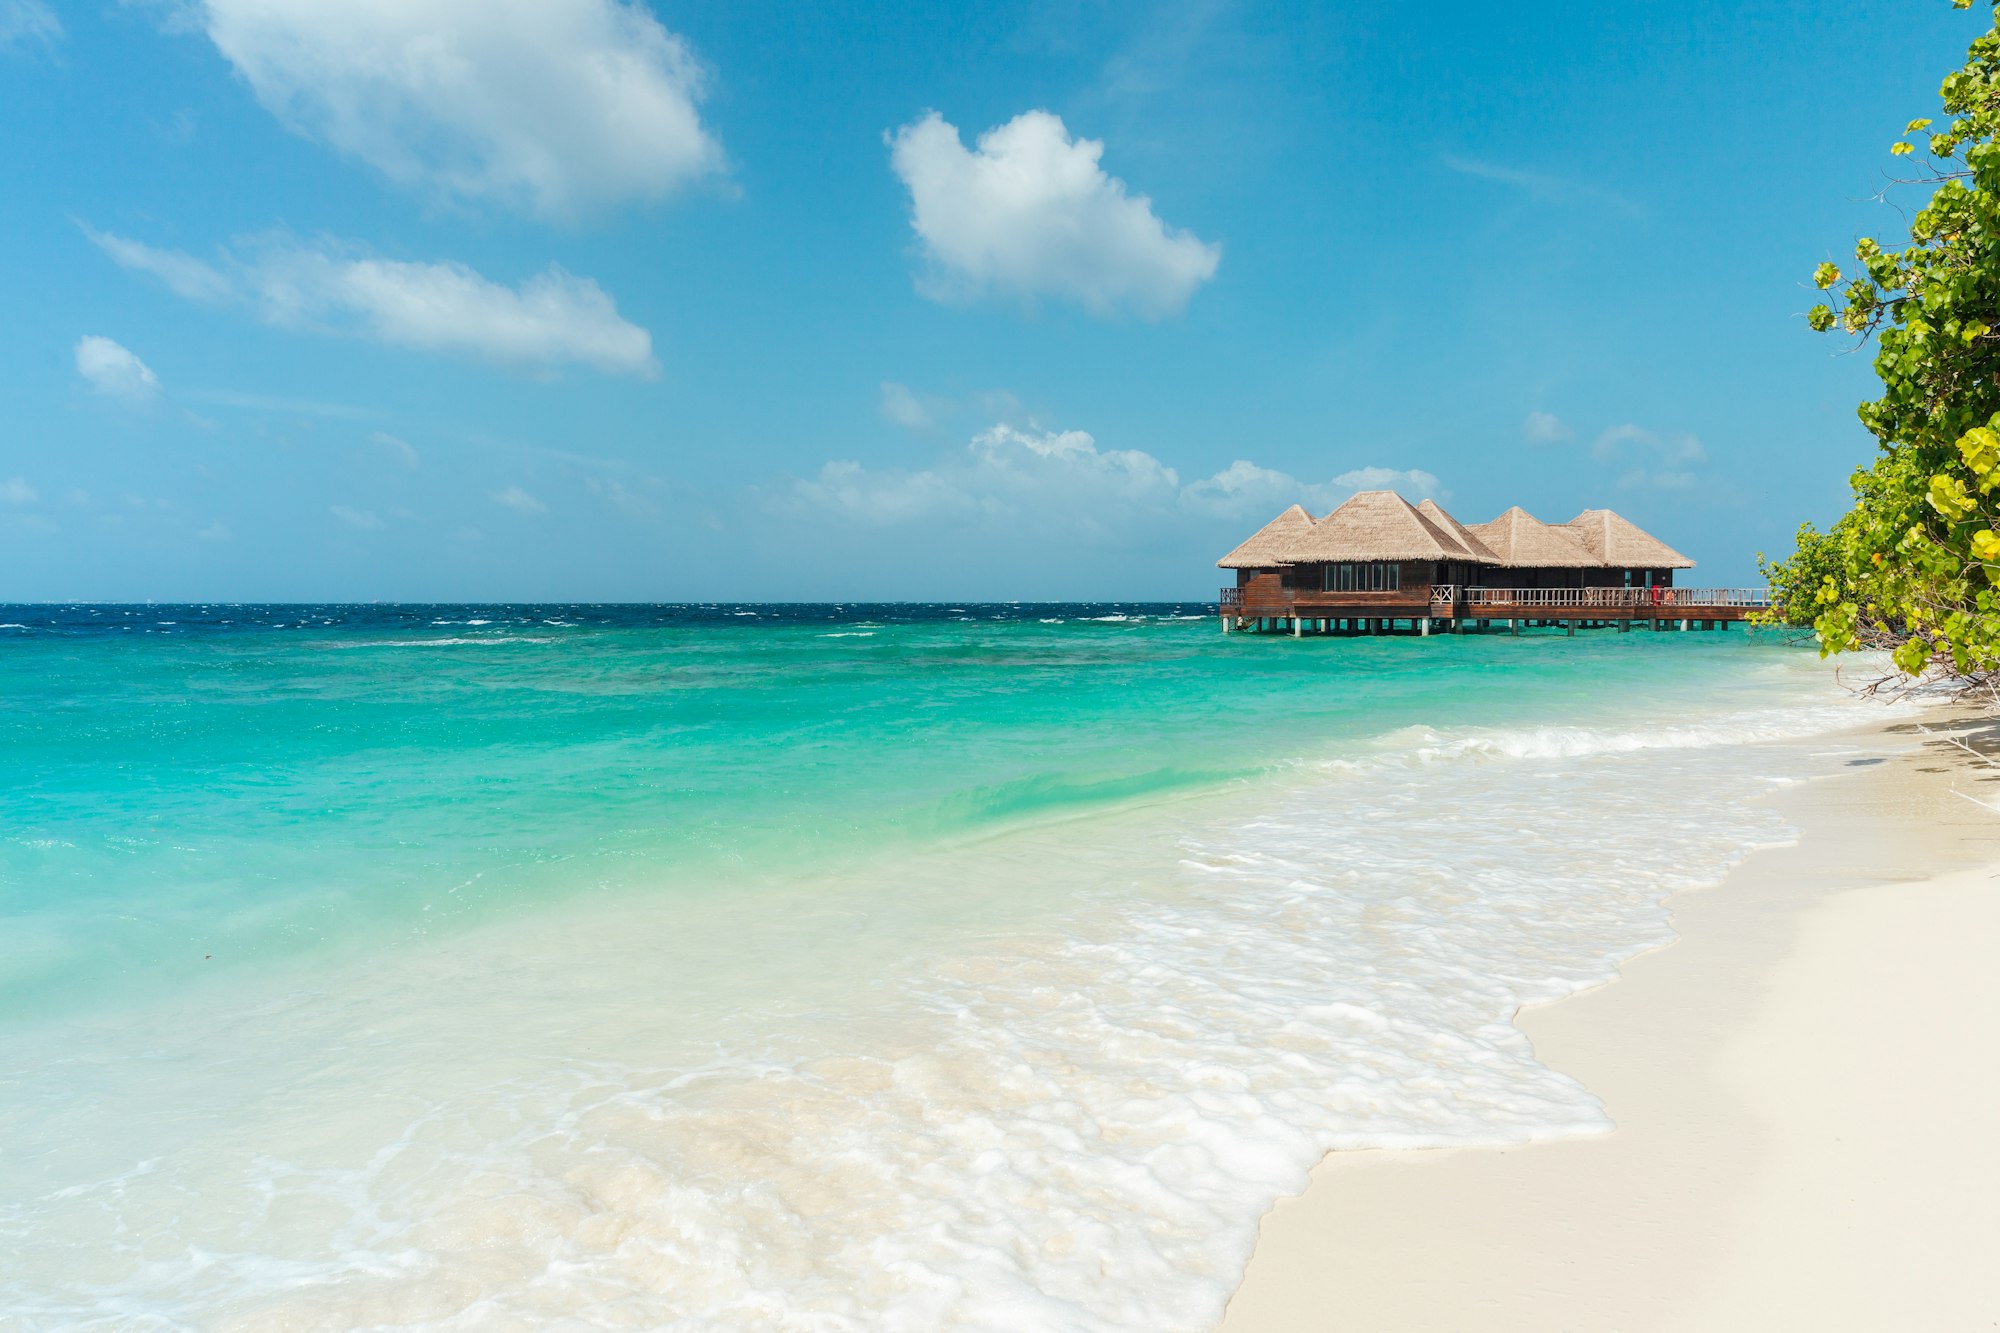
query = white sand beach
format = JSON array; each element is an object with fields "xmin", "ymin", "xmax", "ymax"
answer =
[{"xmin": 1223, "ymin": 713, "xmax": 2000, "ymax": 1332}]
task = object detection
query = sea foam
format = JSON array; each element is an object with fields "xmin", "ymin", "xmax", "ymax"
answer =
[{"xmin": 0, "ymin": 675, "xmax": 1896, "ymax": 1331}]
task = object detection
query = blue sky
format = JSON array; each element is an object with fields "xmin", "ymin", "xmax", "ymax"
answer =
[{"xmin": 0, "ymin": 0, "xmax": 1986, "ymax": 600}]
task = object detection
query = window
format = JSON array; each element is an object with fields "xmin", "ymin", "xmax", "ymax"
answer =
[{"xmin": 1323, "ymin": 562, "xmax": 1400, "ymax": 592}]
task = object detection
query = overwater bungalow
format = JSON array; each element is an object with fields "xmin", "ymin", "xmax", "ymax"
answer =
[{"xmin": 1218, "ymin": 491, "xmax": 1768, "ymax": 635}]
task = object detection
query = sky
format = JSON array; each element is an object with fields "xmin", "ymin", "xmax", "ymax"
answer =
[{"xmin": 0, "ymin": 0, "xmax": 1989, "ymax": 601}]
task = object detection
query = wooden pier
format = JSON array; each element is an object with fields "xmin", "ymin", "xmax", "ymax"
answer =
[{"xmin": 1219, "ymin": 584, "xmax": 1772, "ymax": 635}]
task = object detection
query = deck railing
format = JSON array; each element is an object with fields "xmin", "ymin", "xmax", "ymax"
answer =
[
  {"xmin": 1219, "ymin": 585, "xmax": 1773, "ymax": 612},
  {"xmin": 1462, "ymin": 586, "xmax": 1772, "ymax": 610}
]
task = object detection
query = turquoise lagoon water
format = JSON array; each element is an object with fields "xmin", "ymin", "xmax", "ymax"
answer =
[{"xmin": 0, "ymin": 605, "xmax": 1896, "ymax": 1330}]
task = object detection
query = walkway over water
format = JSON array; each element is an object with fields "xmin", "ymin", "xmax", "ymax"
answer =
[{"xmin": 1219, "ymin": 585, "xmax": 1774, "ymax": 635}]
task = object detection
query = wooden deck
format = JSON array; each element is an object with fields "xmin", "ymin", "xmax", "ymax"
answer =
[{"xmin": 1218, "ymin": 585, "xmax": 1772, "ymax": 634}]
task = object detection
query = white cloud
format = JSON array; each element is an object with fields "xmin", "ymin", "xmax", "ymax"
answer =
[
  {"xmin": 880, "ymin": 381, "xmax": 935, "ymax": 432},
  {"xmin": 1442, "ymin": 155, "xmax": 1641, "ymax": 216},
  {"xmin": 584, "ymin": 475, "xmax": 659, "ymax": 519},
  {"xmin": 331, "ymin": 504, "xmax": 384, "ymax": 529},
  {"xmin": 74, "ymin": 336, "xmax": 163, "ymax": 404},
  {"xmin": 1, "ymin": 477, "xmax": 37, "ymax": 505},
  {"xmin": 370, "ymin": 430, "xmax": 421, "ymax": 468},
  {"xmin": 84, "ymin": 228, "xmax": 236, "ymax": 304},
  {"xmin": 889, "ymin": 110, "xmax": 1220, "ymax": 318},
  {"xmin": 1329, "ymin": 465, "xmax": 1443, "ymax": 498},
  {"xmin": 491, "ymin": 484, "xmax": 547, "ymax": 515},
  {"xmin": 773, "ymin": 421, "xmax": 1433, "ymax": 543},
  {"xmin": 1181, "ymin": 461, "xmax": 1439, "ymax": 517},
  {"xmin": 89, "ymin": 229, "xmax": 656, "ymax": 377},
  {"xmin": 1583, "ymin": 423, "xmax": 1704, "ymax": 491},
  {"xmin": 189, "ymin": 0, "xmax": 721, "ymax": 219},
  {"xmin": 196, "ymin": 521, "xmax": 232, "ymax": 542},
  {"xmin": 0, "ymin": 0, "xmax": 60, "ymax": 47},
  {"xmin": 1593, "ymin": 423, "xmax": 1705, "ymax": 466},
  {"xmin": 1524, "ymin": 411, "xmax": 1572, "ymax": 444}
]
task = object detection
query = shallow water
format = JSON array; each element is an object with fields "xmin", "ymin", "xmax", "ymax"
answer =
[{"xmin": 0, "ymin": 605, "xmax": 1892, "ymax": 1329}]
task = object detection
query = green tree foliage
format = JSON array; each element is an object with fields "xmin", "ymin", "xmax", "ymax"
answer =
[{"xmin": 1766, "ymin": 0, "xmax": 2000, "ymax": 678}]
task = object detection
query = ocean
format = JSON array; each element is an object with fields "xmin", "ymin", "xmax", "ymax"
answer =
[{"xmin": 0, "ymin": 604, "xmax": 1891, "ymax": 1330}]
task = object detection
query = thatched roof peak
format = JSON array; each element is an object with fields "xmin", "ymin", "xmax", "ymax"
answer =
[
  {"xmin": 1566, "ymin": 508, "xmax": 1696, "ymax": 569},
  {"xmin": 1416, "ymin": 499, "xmax": 1497, "ymax": 562},
  {"xmin": 1275, "ymin": 490, "xmax": 1492, "ymax": 564},
  {"xmin": 1216, "ymin": 503, "xmax": 1316, "ymax": 569},
  {"xmin": 1469, "ymin": 506, "xmax": 1599, "ymax": 568}
]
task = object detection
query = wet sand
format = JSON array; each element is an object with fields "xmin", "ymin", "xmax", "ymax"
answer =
[{"xmin": 1223, "ymin": 713, "xmax": 2000, "ymax": 1332}]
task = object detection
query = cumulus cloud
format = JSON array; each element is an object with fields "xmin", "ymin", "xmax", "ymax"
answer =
[
  {"xmin": 1524, "ymin": 411, "xmax": 1572, "ymax": 444},
  {"xmin": 1329, "ymin": 465, "xmax": 1443, "ymax": 498},
  {"xmin": 1179, "ymin": 460, "xmax": 1439, "ymax": 517},
  {"xmin": 491, "ymin": 484, "xmax": 547, "ymax": 514},
  {"xmin": 0, "ymin": 0, "xmax": 60, "ymax": 47},
  {"xmin": 187, "ymin": 0, "xmax": 721, "ymax": 219},
  {"xmin": 889, "ymin": 110, "xmax": 1220, "ymax": 318},
  {"xmin": 1, "ymin": 477, "xmax": 36, "ymax": 505},
  {"xmin": 88, "ymin": 228, "xmax": 656, "ymax": 377},
  {"xmin": 772, "ymin": 421, "xmax": 1433, "ymax": 544},
  {"xmin": 74, "ymin": 336, "xmax": 163, "ymax": 404}
]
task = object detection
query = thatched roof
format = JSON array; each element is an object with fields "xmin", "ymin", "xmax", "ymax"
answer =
[
  {"xmin": 1274, "ymin": 491, "xmax": 1483, "ymax": 564},
  {"xmin": 1216, "ymin": 503, "xmax": 1316, "ymax": 569},
  {"xmin": 1469, "ymin": 506, "xmax": 1600, "ymax": 568},
  {"xmin": 1416, "ymin": 499, "xmax": 1498, "ymax": 562},
  {"xmin": 1566, "ymin": 509, "xmax": 1696, "ymax": 569}
]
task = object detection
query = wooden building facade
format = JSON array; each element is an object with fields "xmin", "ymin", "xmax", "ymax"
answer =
[{"xmin": 1217, "ymin": 491, "xmax": 1769, "ymax": 635}]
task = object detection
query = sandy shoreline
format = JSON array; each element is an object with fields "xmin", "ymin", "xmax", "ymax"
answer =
[{"xmin": 1222, "ymin": 710, "xmax": 2000, "ymax": 1331}]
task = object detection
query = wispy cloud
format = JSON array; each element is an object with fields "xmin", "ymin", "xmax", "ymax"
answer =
[
  {"xmin": 1524, "ymin": 411, "xmax": 1573, "ymax": 444},
  {"xmin": 490, "ymin": 485, "xmax": 547, "ymax": 515},
  {"xmin": 1442, "ymin": 154, "xmax": 1641, "ymax": 217},
  {"xmin": 86, "ymin": 226, "xmax": 657, "ymax": 378},
  {"xmin": 1519, "ymin": 412, "xmax": 1705, "ymax": 491},
  {"xmin": 1, "ymin": 477, "xmax": 37, "ymax": 505},
  {"xmin": 370, "ymin": 431, "xmax": 421, "ymax": 469},
  {"xmin": 330, "ymin": 505, "xmax": 384, "ymax": 530},
  {"xmin": 584, "ymin": 475, "xmax": 660, "ymax": 520},
  {"xmin": 0, "ymin": 0, "xmax": 60, "ymax": 49},
  {"xmin": 880, "ymin": 381, "xmax": 936, "ymax": 433},
  {"xmin": 74, "ymin": 336, "xmax": 163, "ymax": 405},
  {"xmin": 1592, "ymin": 423, "xmax": 1705, "ymax": 466}
]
